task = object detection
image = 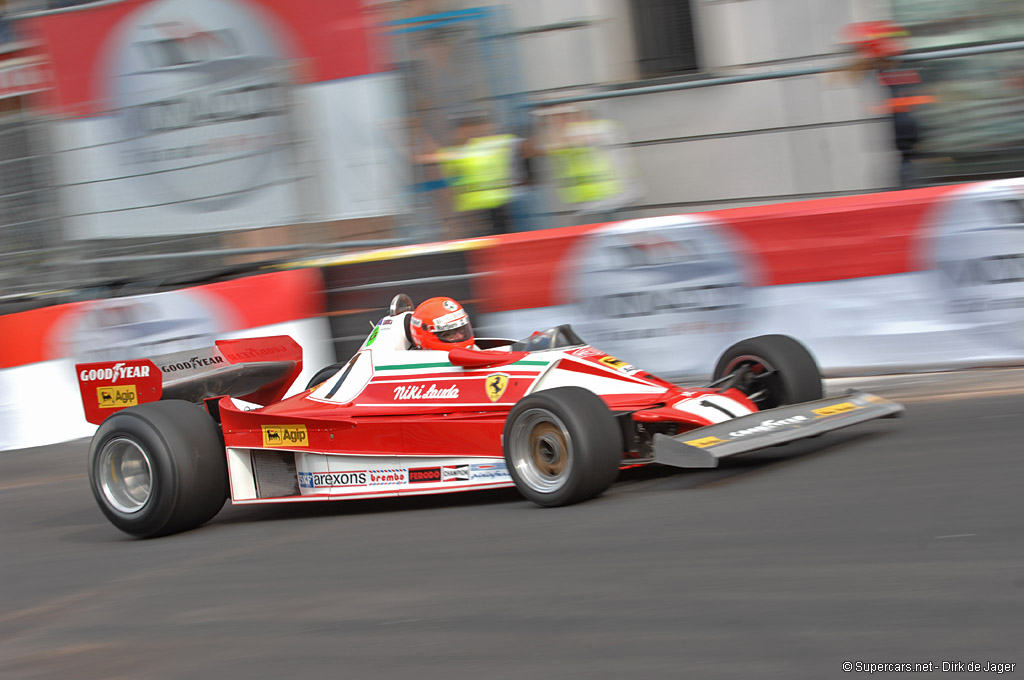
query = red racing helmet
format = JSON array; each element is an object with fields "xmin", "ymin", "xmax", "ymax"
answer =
[{"xmin": 410, "ymin": 297, "xmax": 475, "ymax": 351}]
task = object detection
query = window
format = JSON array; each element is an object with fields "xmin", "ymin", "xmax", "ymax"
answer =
[
  {"xmin": 631, "ymin": 0, "xmax": 699, "ymax": 78},
  {"xmin": 889, "ymin": 0, "xmax": 1024, "ymax": 182}
]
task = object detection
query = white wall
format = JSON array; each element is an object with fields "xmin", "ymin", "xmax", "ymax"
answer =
[{"xmin": 463, "ymin": 0, "xmax": 900, "ymax": 214}]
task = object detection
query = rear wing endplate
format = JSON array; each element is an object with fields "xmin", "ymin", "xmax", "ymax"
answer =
[{"xmin": 75, "ymin": 336, "xmax": 302, "ymax": 425}]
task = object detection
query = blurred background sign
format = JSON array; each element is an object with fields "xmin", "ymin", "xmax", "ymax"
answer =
[
  {"xmin": 891, "ymin": 0, "xmax": 1024, "ymax": 184},
  {"xmin": 0, "ymin": 0, "xmax": 1021, "ymax": 319}
]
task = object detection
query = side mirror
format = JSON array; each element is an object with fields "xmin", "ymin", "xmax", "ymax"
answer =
[{"xmin": 448, "ymin": 347, "xmax": 528, "ymax": 369}]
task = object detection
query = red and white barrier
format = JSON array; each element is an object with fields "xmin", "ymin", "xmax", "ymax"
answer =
[
  {"xmin": 0, "ymin": 269, "xmax": 333, "ymax": 451},
  {"xmin": 469, "ymin": 179, "xmax": 1024, "ymax": 377}
]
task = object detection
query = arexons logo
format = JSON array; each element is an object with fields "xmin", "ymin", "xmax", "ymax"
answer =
[{"xmin": 103, "ymin": 0, "xmax": 292, "ymax": 212}]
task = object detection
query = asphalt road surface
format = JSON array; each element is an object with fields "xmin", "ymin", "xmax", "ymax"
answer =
[{"xmin": 2, "ymin": 373, "xmax": 1022, "ymax": 679}]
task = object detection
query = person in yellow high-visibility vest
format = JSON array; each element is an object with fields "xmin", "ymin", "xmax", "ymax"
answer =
[
  {"xmin": 543, "ymin": 105, "xmax": 641, "ymax": 219},
  {"xmin": 420, "ymin": 114, "xmax": 519, "ymax": 236}
]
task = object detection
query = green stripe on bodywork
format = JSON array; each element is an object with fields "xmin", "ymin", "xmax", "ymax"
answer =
[{"xmin": 376, "ymin": 359, "xmax": 550, "ymax": 371}]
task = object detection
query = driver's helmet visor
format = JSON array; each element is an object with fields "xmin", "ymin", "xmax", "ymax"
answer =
[{"xmin": 436, "ymin": 320, "xmax": 473, "ymax": 344}]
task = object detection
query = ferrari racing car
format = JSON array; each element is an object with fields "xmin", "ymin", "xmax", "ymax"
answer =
[{"xmin": 77, "ymin": 294, "xmax": 904, "ymax": 538}]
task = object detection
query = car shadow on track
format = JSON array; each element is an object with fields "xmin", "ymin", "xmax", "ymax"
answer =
[
  {"xmin": 212, "ymin": 485, "xmax": 527, "ymax": 527},
  {"xmin": 209, "ymin": 429, "xmax": 887, "ymax": 529}
]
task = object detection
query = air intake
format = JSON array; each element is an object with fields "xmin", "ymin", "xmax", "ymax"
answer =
[{"xmin": 251, "ymin": 450, "xmax": 300, "ymax": 499}]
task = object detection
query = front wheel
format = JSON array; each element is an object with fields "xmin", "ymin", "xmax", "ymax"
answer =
[
  {"xmin": 712, "ymin": 334, "xmax": 823, "ymax": 409},
  {"xmin": 88, "ymin": 400, "xmax": 227, "ymax": 538},
  {"xmin": 503, "ymin": 387, "xmax": 622, "ymax": 507}
]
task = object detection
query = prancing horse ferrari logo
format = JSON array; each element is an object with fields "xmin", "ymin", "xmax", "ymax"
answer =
[{"xmin": 485, "ymin": 373, "xmax": 509, "ymax": 402}]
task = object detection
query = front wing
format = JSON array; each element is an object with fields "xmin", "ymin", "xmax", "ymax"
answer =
[{"xmin": 652, "ymin": 391, "xmax": 904, "ymax": 469}]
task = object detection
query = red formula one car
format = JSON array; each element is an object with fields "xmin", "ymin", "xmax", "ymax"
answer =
[{"xmin": 77, "ymin": 294, "xmax": 904, "ymax": 537}]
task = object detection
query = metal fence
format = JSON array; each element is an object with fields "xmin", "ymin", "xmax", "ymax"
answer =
[
  {"xmin": 0, "ymin": 113, "xmax": 62, "ymax": 302},
  {"xmin": 2, "ymin": 11, "xmax": 1024, "ymax": 312}
]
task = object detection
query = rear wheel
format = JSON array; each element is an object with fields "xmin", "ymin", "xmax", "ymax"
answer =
[
  {"xmin": 712, "ymin": 334, "xmax": 823, "ymax": 409},
  {"xmin": 88, "ymin": 400, "xmax": 227, "ymax": 538},
  {"xmin": 503, "ymin": 387, "xmax": 622, "ymax": 507}
]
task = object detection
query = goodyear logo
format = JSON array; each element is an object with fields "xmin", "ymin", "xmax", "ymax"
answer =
[
  {"xmin": 813, "ymin": 402, "xmax": 861, "ymax": 417},
  {"xmin": 262, "ymin": 424, "xmax": 308, "ymax": 448},
  {"xmin": 685, "ymin": 435, "xmax": 727, "ymax": 448},
  {"xmin": 485, "ymin": 373, "xmax": 509, "ymax": 402},
  {"xmin": 97, "ymin": 385, "xmax": 138, "ymax": 409}
]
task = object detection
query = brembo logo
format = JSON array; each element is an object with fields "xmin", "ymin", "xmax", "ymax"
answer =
[
  {"xmin": 729, "ymin": 416, "xmax": 807, "ymax": 438},
  {"xmin": 80, "ymin": 363, "xmax": 151, "ymax": 382}
]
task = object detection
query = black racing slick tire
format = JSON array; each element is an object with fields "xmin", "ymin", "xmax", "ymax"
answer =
[
  {"xmin": 503, "ymin": 387, "xmax": 622, "ymax": 507},
  {"xmin": 87, "ymin": 400, "xmax": 228, "ymax": 538},
  {"xmin": 713, "ymin": 334, "xmax": 823, "ymax": 409}
]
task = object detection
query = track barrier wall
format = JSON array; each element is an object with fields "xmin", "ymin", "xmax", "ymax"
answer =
[
  {"xmin": 0, "ymin": 269, "xmax": 333, "ymax": 451},
  {"xmin": 2, "ymin": 179, "xmax": 1022, "ymax": 451},
  {"xmin": 472, "ymin": 179, "xmax": 1024, "ymax": 378}
]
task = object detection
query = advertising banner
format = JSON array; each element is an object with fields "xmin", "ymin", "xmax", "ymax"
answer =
[
  {"xmin": 0, "ymin": 269, "xmax": 332, "ymax": 451},
  {"xmin": 0, "ymin": 58, "xmax": 52, "ymax": 100},
  {"xmin": 472, "ymin": 182, "xmax": 1024, "ymax": 378},
  {"xmin": 25, "ymin": 0, "xmax": 401, "ymax": 238}
]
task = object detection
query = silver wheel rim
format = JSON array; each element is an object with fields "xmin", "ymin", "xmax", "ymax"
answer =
[
  {"xmin": 98, "ymin": 437, "xmax": 153, "ymax": 514},
  {"xmin": 508, "ymin": 409, "xmax": 573, "ymax": 494}
]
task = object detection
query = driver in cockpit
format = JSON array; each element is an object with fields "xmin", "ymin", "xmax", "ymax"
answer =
[{"xmin": 409, "ymin": 297, "xmax": 477, "ymax": 351}]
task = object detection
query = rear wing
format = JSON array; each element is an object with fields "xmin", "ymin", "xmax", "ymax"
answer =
[{"xmin": 75, "ymin": 336, "xmax": 303, "ymax": 425}]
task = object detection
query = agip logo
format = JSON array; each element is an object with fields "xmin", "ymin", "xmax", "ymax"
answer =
[
  {"xmin": 261, "ymin": 424, "xmax": 308, "ymax": 448},
  {"xmin": 103, "ymin": 0, "xmax": 292, "ymax": 212},
  {"xmin": 97, "ymin": 385, "xmax": 138, "ymax": 409}
]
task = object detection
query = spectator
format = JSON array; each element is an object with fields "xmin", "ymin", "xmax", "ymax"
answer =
[
  {"xmin": 843, "ymin": 21, "xmax": 936, "ymax": 189},
  {"xmin": 418, "ymin": 113, "xmax": 520, "ymax": 238},
  {"xmin": 541, "ymin": 104, "xmax": 642, "ymax": 221}
]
